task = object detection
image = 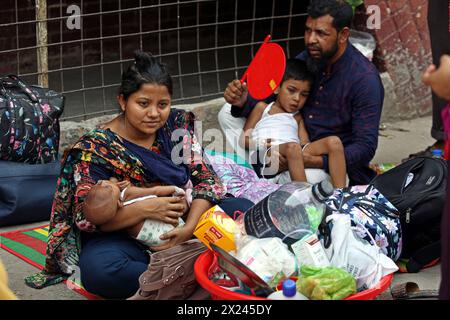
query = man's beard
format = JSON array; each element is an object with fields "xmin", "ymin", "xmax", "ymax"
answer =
[{"xmin": 305, "ymin": 40, "xmax": 339, "ymax": 74}]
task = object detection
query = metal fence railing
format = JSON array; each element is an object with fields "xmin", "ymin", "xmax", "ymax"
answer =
[{"xmin": 0, "ymin": 0, "xmax": 309, "ymax": 121}]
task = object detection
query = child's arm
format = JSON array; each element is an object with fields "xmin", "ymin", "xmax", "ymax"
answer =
[
  {"xmin": 239, "ymin": 102, "xmax": 267, "ymax": 150},
  {"xmin": 295, "ymin": 113, "xmax": 311, "ymax": 150}
]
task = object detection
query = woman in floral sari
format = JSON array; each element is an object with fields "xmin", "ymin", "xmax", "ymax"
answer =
[{"xmin": 25, "ymin": 51, "xmax": 254, "ymax": 299}]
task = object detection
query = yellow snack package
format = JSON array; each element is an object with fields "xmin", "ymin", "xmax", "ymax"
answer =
[{"xmin": 194, "ymin": 205, "xmax": 237, "ymax": 252}]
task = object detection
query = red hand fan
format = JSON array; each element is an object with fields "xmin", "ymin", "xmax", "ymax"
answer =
[{"xmin": 240, "ymin": 35, "xmax": 286, "ymax": 100}]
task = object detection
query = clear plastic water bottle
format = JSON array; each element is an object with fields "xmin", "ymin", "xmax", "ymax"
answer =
[
  {"xmin": 267, "ymin": 279, "xmax": 308, "ymax": 300},
  {"xmin": 241, "ymin": 180, "xmax": 334, "ymax": 245}
]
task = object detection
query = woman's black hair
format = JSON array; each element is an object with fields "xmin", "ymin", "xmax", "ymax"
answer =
[
  {"xmin": 307, "ymin": 0, "xmax": 353, "ymax": 32},
  {"xmin": 282, "ymin": 59, "xmax": 315, "ymax": 86},
  {"xmin": 119, "ymin": 50, "xmax": 173, "ymax": 100}
]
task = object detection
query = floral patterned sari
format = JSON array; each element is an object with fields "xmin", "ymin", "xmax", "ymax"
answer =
[{"xmin": 25, "ymin": 109, "xmax": 225, "ymax": 288}]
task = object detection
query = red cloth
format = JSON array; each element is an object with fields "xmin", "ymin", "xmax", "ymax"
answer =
[
  {"xmin": 442, "ymin": 102, "xmax": 450, "ymax": 138},
  {"xmin": 440, "ymin": 100, "xmax": 450, "ymax": 299},
  {"xmin": 439, "ymin": 160, "xmax": 450, "ymax": 299},
  {"xmin": 442, "ymin": 103, "xmax": 450, "ymax": 159}
]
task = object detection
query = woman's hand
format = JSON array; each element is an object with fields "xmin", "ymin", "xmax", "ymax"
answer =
[
  {"xmin": 99, "ymin": 193, "xmax": 187, "ymax": 233},
  {"xmin": 150, "ymin": 225, "xmax": 195, "ymax": 251},
  {"xmin": 130, "ymin": 185, "xmax": 189, "ymax": 215},
  {"xmin": 149, "ymin": 198, "xmax": 212, "ymax": 251},
  {"xmin": 137, "ymin": 196, "xmax": 186, "ymax": 226},
  {"xmin": 147, "ymin": 185, "xmax": 184, "ymax": 197}
]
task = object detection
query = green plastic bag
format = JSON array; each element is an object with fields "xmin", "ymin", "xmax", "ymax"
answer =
[{"xmin": 297, "ymin": 265, "xmax": 357, "ymax": 300}]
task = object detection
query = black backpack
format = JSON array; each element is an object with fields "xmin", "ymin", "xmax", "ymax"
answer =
[{"xmin": 370, "ymin": 156, "xmax": 447, "ymax": 273}]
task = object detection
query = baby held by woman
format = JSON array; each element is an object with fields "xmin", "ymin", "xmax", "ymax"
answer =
[{"xmin": 84, "ymin": 179, "xmax": 192, "ymax": 247}]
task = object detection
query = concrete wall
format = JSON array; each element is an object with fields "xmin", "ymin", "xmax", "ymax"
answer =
[
  {"xmin": 355, "ymin": 0, "xmax": 433, "ymax": 122},
  {"xmin": 0, "ymin": 0, "xmax": 431, "ymax": 130},
  {"xmin": 59, "ymin": 98, "xmax": 227, "ymax": 154}
]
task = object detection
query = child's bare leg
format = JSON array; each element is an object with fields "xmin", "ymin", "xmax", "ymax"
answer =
[
  {"xmin": 303, "ymin": 137, "xmax": 347, "ymax": 188},
  {"xmin": 277, "ymin": 143, "xmax": 307, "ymax": 182}
]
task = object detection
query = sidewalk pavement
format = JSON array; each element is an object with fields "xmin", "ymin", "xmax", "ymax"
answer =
[{"xmin": 0, "ymin": 115, "xmax": 441, "ymax": 300}]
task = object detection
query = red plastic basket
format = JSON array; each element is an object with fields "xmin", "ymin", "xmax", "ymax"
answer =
[{"xmin": 194, "ymin": 250, "xmax": 393, "ymax": 300}]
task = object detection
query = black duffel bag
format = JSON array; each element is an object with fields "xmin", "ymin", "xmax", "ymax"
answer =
[
  {"xmin": 371, "ymin": 156, "xmax": 447, "ymax": 272},
  {"xmin": 0, "ymin": 74, "xmax": 65, "ymax": 164},
  {"xmin": 0, "ymin": 159, "xmax": 60, "ymax": 226}
]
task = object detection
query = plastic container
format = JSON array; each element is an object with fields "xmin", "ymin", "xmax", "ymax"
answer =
[
  {"xmin": 240, "ymin": 180, "xmax": 334, "ymax": 245},
  {"xmin": 267, "ymin": 279, "xmax": 308, "ymax": 300},
  {"xmin": 194, "ymin": 250, "xmax": 394, "ymax": 300},
  {"xmin": 372, "ymin": 163, "xmax": 397, "ymax": 175},
  {"xmin": 349, "ymin": 29, "xmax": 376, "ymax": 61}
]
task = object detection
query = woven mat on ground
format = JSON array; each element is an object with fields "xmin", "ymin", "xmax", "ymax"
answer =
[{"xmin": 0, "ymin": 224, "xmax": 100, "ymax": 300}]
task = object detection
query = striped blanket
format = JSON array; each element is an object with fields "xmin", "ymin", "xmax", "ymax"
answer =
[{"xmin": 0, "ymin": 224, "xmax": 100, "ymax": 300}]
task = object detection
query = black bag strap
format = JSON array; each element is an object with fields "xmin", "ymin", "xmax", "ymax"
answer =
[
  {"xmin": 318, "ymin": 210, "xmax": 333, "ymax": 249},
  {"xmin": 405, "ymin": 241, "xmax": 441, "ymax": 273},
  {"xmin": 356, "ymin": 198, "xmax": 400, "ymax": 219}
]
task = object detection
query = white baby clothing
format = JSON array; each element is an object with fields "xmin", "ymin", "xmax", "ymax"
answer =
[{"xmin": 251, "ymin": 102, "xmax": 300, "ymax": 148}]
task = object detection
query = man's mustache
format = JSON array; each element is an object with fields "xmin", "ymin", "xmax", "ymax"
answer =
[{"xmin": 307, "ymin": 45, "xmax": 321, "ymax": 51}]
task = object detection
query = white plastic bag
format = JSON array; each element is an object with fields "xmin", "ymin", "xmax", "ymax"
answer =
[
  {"xmin": 349, "ymin": 29, "xmax": 376, "ymax": 61},
  {"xmin": 233, "ymin": 235, "xmax": 297, "ymax": 286},
  {"xmin": 323, "ymin": 214, "xmax": 398, "ymax": 291}
]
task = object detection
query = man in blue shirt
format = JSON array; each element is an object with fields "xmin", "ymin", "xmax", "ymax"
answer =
[{"xmin": 219, "ymin": 0, "xmax": 384, "ymax": 186}]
